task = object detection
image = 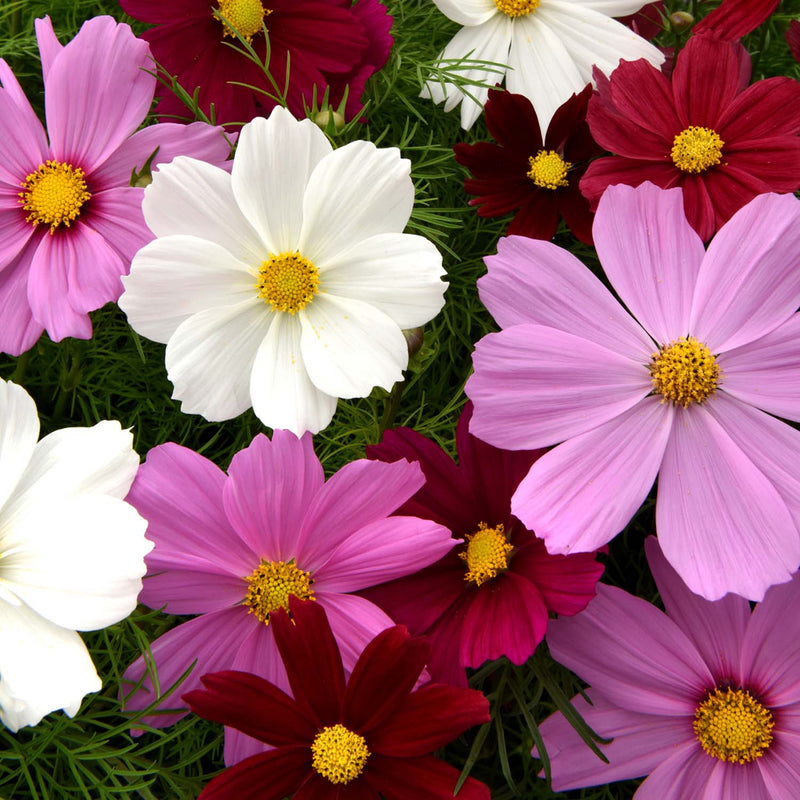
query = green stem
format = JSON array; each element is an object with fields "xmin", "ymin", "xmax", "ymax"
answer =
[{"xmin": 379, "ymin": 380, "xmax": 405, "ymax": 436}]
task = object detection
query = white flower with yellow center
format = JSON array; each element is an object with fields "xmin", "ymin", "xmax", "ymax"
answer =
[
  {"xmin": 119, "ymin": 107, "xmax": 447, "ymax": 435},
  {"xmin": 0, "ymin": 380, "xmax": 151, "ymax": 732},
  {"xmin": 424, "ymin": 0, "xmax": 664, "ymax": 130}
]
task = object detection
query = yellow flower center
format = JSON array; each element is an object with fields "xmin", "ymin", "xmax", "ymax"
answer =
[
  {"xmin": 459, "ymin": 522, "xmax": 513, "ymax": 586},
  {"xmin": 243, "ymin": 559, "xmax": 314, "ymax": 624},
  {"xmin": 494, "ymin": 0, "xmax": 541, "ymax": 17},
  {"xmin": 217, "ymin": 0, "xmax": 270, "ymax": 43},
  {"xmin": 18, "ymin": 160, "xmax": 91, "ymax": 234},
  {"xmin": 694, "ymin": 688, "xmax": 774, "ymax": 764},
  {"xmin": 311, "ymin": 724, "xmax": 370, "ymax": 784},
  {"xmin": 671, "ymin": 126, "xmax": 724, "ymax": 173},
  {"xmin": 256, "ymin": 251, "xmax": 320, "ymax": 314},
  {"xmin": 527, "ymin": 150, "xmax": 571, "ymax": 190},
  {"xmin": 649, "ymin": 336, "xmax": 720, "ymax": 408}
]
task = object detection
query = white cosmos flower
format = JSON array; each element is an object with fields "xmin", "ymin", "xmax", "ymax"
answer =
[
  {"xmin": 119, "ymin": 107, "xmax": 447, "ymax": 436},
  {"xmin": 423, "ymin": 0, "xmax": 665, "ymax": 130},
  {"xmin": 0, "ymin": 380, "xmax": 151, "ymax": 732}
]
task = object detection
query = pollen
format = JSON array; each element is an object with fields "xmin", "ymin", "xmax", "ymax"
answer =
[
  {"xmin": 493, "ymin": 0, "xmax": 541, "ymax": 16},
  {"xmin": 243, "ymin": 559, "xmax": 314, "ymax": 624},
  {"xmin": 460, "ymin": 522, "xmax": 514, "ymax": 586},
  {"xmin": 217, "ymin": 0, "xmax": 270, "ymax": 43},
  {"xmin": 694, "ymin": 687, "xmax": 774, "ymax": 764},
  {"xmin": 19, "ymin": 160, "xmax": 91, "ymax": 234},
  {"xmin": 527, "ymin": 150, "xmax": 571, "ymax": 190},
  {"xmin": 649, "ymin": 336, "xmax": 720, "ymax": 408},
  {"xmin": 311, "ymin": 724, "xmax": 370, "ymax": 784},
  {"xmin": 671, "ymin": 126, "xmax": 724, "ymax": 173},
  {"xmin": 256, "ymin": 251, "xmax": 320, "ymax": 314}
]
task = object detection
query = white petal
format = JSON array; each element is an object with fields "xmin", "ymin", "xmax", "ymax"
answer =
[
  {"xmin": 165, "ymin": 299, "xmax": 269, "ymax": 421},
  {"xmin": 0, "ymin": 601, "xmax": 100, "ymax": 732},
  {"xmin": 319, "ymin": 232, "xmax": 446, "ymax": 329},
  {"xmin": 120, "ymin": 235, "xmax": 257, "ymax": 344},
  {"xmin": 1, "ymin": 494, "xmax": 150, "ymax": 630},
  {"xmin": 552, "ymin": 0, "xmax": 655, "ymax": 13},
  {"xmin": 432, "ymin": 0, "xmax": 497, "ymax": 26},
  {"xmin": 142, "ymin": 156, "xmax": 265, "ymax": 264},
  {"xmin": 298, "ymin": 141, "xmax": 414, "ymax": 264},
  {"xmin": 250, "ymin": 313, "xmax": 338, "ymax": 435},
  {"xmin": 300, "ymin": 294, "xmax": 407, "ymax": 398},
  {"xmin": 0, "ymin": 380, "xmax": 39, "ymax": 514},
  {"xmin": 232, "ymin": 109, "xmax": 332, "ymax": 253}
]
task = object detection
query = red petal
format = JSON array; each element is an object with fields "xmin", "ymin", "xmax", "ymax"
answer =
[
  {"xmin": 422, "ymin": 598, "xmax": 470, "ymax": 687},
  {"xmin": 717, "ymin": 77, "xmax": 800, "ymax": 140},
  {"xmin": 505, "ymin": 195, "xmax": 560, "ymax": 241},
  {"xmin": 700, "ymin": 164, "xmax": 771, "ymax": 229},
  {"xmin": 579, "ymin": 157, "xmax": 678, "ymax": 210},
  {"xmin": 484, "ymin": 88, "xmax": 543, "ymax": 152},
  {"xmin": 364, "ymin": 755, "xmax": 490, "ymax": 800},
  {"xmin": 694, "ymin": 0, "xmax": 778, "ymax": 41},
  {"xmin": 722, "ymin": 139, "xmax": 800, "ymax": 192},
  {"xmin": 556, "ymin": 182, "xmax": 596, "ymax": 245},
  {"xmin": 120, "ymin": 0, "xmax": 207, "ymax": 24},
  {"xmin": 544, "ymin": 84, "xmax": 593, "ymax": 152},
  {"xmin": 680, "ymin": 174, "xmax": 716, "ymax": 241},
  {"xmin": 607, "ymin": 59, "xmax": 681, "ymax": 138}
]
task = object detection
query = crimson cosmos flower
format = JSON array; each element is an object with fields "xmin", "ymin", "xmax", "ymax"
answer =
[
  {"xmin": 360, "ymin": 403, "xmax": 604, "ymax": 687},
  {"xmin": 119, "ymin": 0, "xmax": 392, "ymax": 126},
  {"xmin": 580, "ymin": 33, "xmax": 800, "ymax": 241},
  {"xmin": 183, "ymin": 597, "xmax": 491, "ymax": 800},
  {"xmin": 453, "ymin": 86, "xmax": 601, "ymax": 244}
]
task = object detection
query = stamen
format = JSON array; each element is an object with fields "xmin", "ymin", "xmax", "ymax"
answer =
[
  {"xmin": 527, "ymin": 150, "xmax": 571, "ymax": 190},
  {"xmin": 19, "ymin": 161, "xmax": 91, "ymax": 234},
  {"xmin": 671, "ymin": 126, "xmax": 724, "ymax": 173},
  {"xmin": 256, "ymin": 251, "xmax": 320, "ymax": 314},
  {"xmin": 311, "ymin": 724, "xmax": 370, "ymax": 784},
  {"xmin": 649, "ymin": 336, "xmax": 720, "ymax": 407},
  {"xmin": 493, "ymin": 0, "xmax": 541, "ymax": 17},
  {"xmin": 460, "ymin": 523, "xmax": 513, "ymax": 586},
  {"xmin": 243, "ymin": 559, "xmax": 314, "ymax": 624},
  {"xmin": 217, "ymin": 0, "xmax": 270, "ymax": 43}
]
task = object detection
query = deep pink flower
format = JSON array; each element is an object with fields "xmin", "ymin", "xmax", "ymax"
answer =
[
  {"xmin": 360, "ymin": 403, "xmax": 603, "ymax": 687},
  {"xmin": 466, "ymin": 182, "xmax": 800, "ymax": 602},
  {"xmin": 122, "ymin": 431, "xmax": 454, "ymax": 766},
  {"xmin": 538, "ymin": 537, "xmax": 800, "ymax": 797},
  {"xmin": 0, "ymin": 16, "xmax": 230, "ymax": 356},
  {"xmin": 184, "ymin": 597, "xmax": 492, "ymax": 800},
  {"xmin": 119, "ymin": 0, "xmax": 393, "ymax": 127}
]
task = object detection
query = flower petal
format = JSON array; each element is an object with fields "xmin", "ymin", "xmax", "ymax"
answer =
[
  {"xmin": 634, "ymin": 742, "xmax": 718, "ymax": 800},
  {"xmin": 758, "ymin": 732, "xmax": 800, "ymax": 798},
  {"xmin": 431, "ymin": 0, "xmax": 496, "ymax": 26},
  {"xmin": 85, "ymin": 186, "xmax": 151, "ymax": 266},
  {"xmin": 0, "ymin": 379, "xmax": 39, "ymax": 513},
  {"xmin": 365, "ymin": 754, "xmax": 490, "ymax": 800},
  {"xmin": 0, "ymin": 243, "xmax": 43, "ymax": 357}
]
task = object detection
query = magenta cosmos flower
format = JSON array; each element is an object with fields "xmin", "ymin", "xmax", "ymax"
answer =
[
  {"xmin": 120, "ymin": 0, "xmax": 392, "ymax": 126},
  {"xmin": 184, "ymin": 597, "xmax": 491, "ymax": 800},
  {"xmin": 538, "ymin": 537, "xmax": 800, "ymax": 797},
  {"xmin": 0, "ymin": 16, "xmax": 229, "ymax": 356},
  {"xmin": 466, "ymin": 181, "xmax": 800, "ymax": 602},
  {"xmin": 122, "ymin": 431, "xmax": 454, "ymax": 765},
  {"xmin": 361, "ymin": 403, "xmax": 603, "ymax": 686},
  {"xmin": 580, "ymin": 34, "xmax": 800, "ymax": 241}
]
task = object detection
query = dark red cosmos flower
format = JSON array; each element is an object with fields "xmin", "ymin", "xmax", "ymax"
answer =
[
  {"xmin": 183, "ymin": 597, "xmax": 491, "ymax": 800},
  {"xmin": 119, "ymin": 0, "xmax": 392, "ymax": 127},
  {"xmin": 580, "ymin": 34, "xmax": 800, "ymax": 241},
  {"xmin": 694, "ymin": 0, "xmax": 778, "ymax": 40},
  {"xmin": 360, "ymin": 404, "xmax": 604, "ymax": 688},
  {"xmin": 453, "ymin": 86, "xmax": 601, "ymax": 244}
]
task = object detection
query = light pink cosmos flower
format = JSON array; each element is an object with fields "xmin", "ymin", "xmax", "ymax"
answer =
[
  {"xmin": 538, "ymin": 537, "xmax": 800, "ymax": 798},
  {"xmin": 466, "ymin": 182, "xmax": 800, "ymax": 602},
  {"xmin": 121, "ymin": 431, "xmax": 455, "ymax": 766},
  {"xmin": 0, "ymin": 16, "xmax": 230, "ymax": 356}
]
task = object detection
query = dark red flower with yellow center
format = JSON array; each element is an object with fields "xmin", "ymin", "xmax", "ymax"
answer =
[
  {"xmin": 453, "ymin": 86, "xmax": 601, "ymax": 244},
  {"xmin": 359, "ymin": 403, "xmax": 605, "ymax": 687},
  {"xmin": 580, "ymin": 34, "xmax": 800, "ymax": 241},
  {"xmin": 119, "ymin": 0, "xmax": 392, "ymax": 126},
  {"xmin": 183, "ymin": 597, "xmax": 491, "ymax": 800}
]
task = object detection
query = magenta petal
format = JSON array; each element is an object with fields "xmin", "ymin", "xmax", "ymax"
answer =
[
  {"xmin": 758, "ymin": 732, "xmax": 800, "ymax": 797},
  {"xmin": 512, "ymin": 397, "xmax": 673, "ymax": 554},
  {"xmin": 547, "ymin": 584, "xmax": 713, "ymax": 717},
  {"xmin": 34, "ymin": 17, "xmax": 63, "ymax": 81},
  {"xmin": 65, "ymin": 219, "xmax": 128, "ymax": 312},
  {"xmin": 0, "ymin": 193, "xmax": 36, "ymax": 271},
  {"xmin": 633, "ymin": 742, "xmax": 717, "ymax": 800},
  {"xmin": 85, "ymin": 186, "xmax": 152, "ymax": 266},
  {"xmin": 657, "ymin": 403, "xmax": 800, "ymax": 601},
  {"xmin": 0, "ymin": 242, "xmax": 43, "ymax": 356}
]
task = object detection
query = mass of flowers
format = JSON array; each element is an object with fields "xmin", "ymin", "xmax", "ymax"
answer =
[{"xmin": 1, "ymin": 2, "xmax": 800, "ymax": 799}]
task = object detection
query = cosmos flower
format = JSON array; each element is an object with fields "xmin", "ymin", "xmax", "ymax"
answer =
[
  {"xmin": 421, "ymin": 0, "xmax": 663, "ymax": 130},
  {"xmin": 122, "ymin": 430, "xmax": 455, "ymax": 765},
  {"xmin": 0, "ymin": 379, "xmax": 150, "ymax": 731},
  {"xmin": 466, "ymin": 182, "xmax": 800, "ymax": 602},
  {"xmin": 0, "ymin": 15, "xmax": 230, "ymax": 356},
  {"xmin": 120, "ymin": 106, "xmax": 446, "ymax": 435},
  {"xmin": 184, "ymin": 597, "xmax": 491, "ymax": 799},
  {"xmin": 538, "ymin": 537, "xmax": 800, "ymax": 798}
]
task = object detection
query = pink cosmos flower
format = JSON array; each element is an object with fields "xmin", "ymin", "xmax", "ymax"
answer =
[
  {"xmin": 121, "ymin": 431, "xmax": 455, "ymax": 766},
  {"xmin": 0, "ymin": 16, "xmax": 230, "ymax": 356},
  {"xmin": 466, "ymin": 182, "xmax": 800, "ymax": 602},
  {"xmin": 538, "ymin": 537, "xmax": 800, "ymax": 797}
]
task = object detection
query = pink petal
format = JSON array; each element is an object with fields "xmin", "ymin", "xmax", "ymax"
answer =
[
  {"xmin": 479, "ymin": 235, "xmax": 654, "ymax": 359},
  {"xmin": 718, "ymin": 313, "xmax": 800, "ymax": 422},
  {"xmin": 84, "ymin": 186, "xmax": 152, "ymax": 266},
  {"xmin": 634, "ymin": 742, "xmax": 718, "ymax": 800},
  {"xmin": 45, "ymin": 17, "xmax": 153, "ymax": 169},
  {"xmin": 512, "ymin": 397, "xmax": 673, "ymax": 554},
  {"xmin": 222, "ymin": 431, "xmax": 324, "ymax": 561},
  {"xmin": 0, "ymin": 242, "xmax": 43, "ymax": 356},
  {"xmin": 758, "ymin": 732, "xmax": 800, "ymax": 797},
  {"xmin": 34, "ymin": 17, "xmax": 63, "ymax": 82},
  {"xmin": 467, "ymin": 325, "xmax": 652, "ymax": 451},
  {"xmin": 690, "ymin": 193, "xmax": 800, "ymax": 353},
  {"xmin": 0, "ymin": 191, "xmax": 34, "ymax": 272},
  {"xmin": 593, "ymin": 183, "xmax": 706, "ymax": 344},
  {"xmin": 547, "ymin": 584, "xmax": 713, "ymax": 717},
  {"xmin": 644, "ymin": 537, "xmax": 750, "ymax": 686},
  {"xmin": 656, "ymin": 403, "xmax": 800, "ymax": 601},
  {"xmin": 703, "ymin": 760, "xmax": 773, "ymax": 800},
  {"xmin": 139, "ymin": 569, "xmax": 246, "ymax": 617}
]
